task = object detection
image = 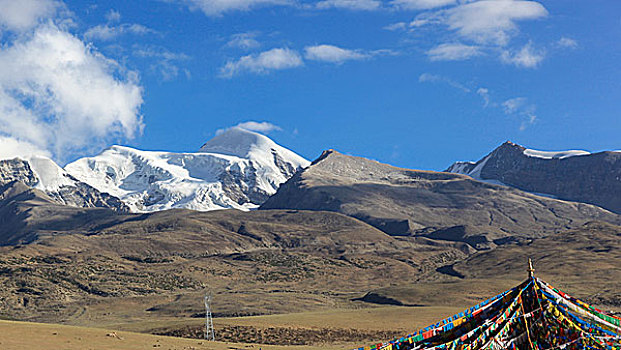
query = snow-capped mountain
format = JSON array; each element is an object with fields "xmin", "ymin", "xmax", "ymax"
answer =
[
  {"xmin": 0, "ymin": 156, "xmax": 129, "ymax": 211},
  {"xmin": 64, "ymin": 127, "xmax": 310, "ymax": 212},
  {"xmin": 446, "ymin": 141, "xmax": 621, "ymax": 213}
]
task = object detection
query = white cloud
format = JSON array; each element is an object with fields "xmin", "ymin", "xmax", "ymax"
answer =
[
  {"xmin": 501, "ymin": 41, "xmax": 545, "ymax": 68},
  {"xmin": 105, "ymin": 9, "xmax": 121, "ymax": 23},
  {"xmin": 216, "ymin": 121, "xmax": 282, "ymax": 135},
  {"xmin": 237, "ymin": 121, "xmax": 281, "ymax": 133},
  {"xmin": 178, "ymin": 0, "xmax": 291, "ymax": 16},
  {"xmin": 417, "ymin": 75, "xmax": 535, "ymax": 129},
  {"xmin": 384, "ymin": 22, "xmax": 408, "ymax": 31},
  {"xmin": 0, "ymin": 136, "xmax": 52, "ymax": 160},
  {"xmin": 477, "ymin": 87, "xmax": 490, "ymax": 107},
  {"xmin": 0, "ymin": 24, "xmax": 143, "ymax": 161},
  {"xmin": 418, "ymin": 73, "xmax": 470, "ymax": 92},
  {"xmin": 134, "ymin": 46, "xmax": 191, "ymax": 81},
  {"xmin": 409, "ymin": 11, "xmax": 442, "ymax": 28},
  {"xmin": 304, "ymin": 44, "xmax": 369, "ymax": 63},
  {"xmin": 227, "ymin": 32, "xmax": 261, "ymax": 50},
  {"xmin": 557, "ymin": 37, "xmax": 578, "ymax": 49},
  {"xmin": 502, "ymin": 97, "xmax": 527, "ymax": 114},
  {"xmin": 426, "ymin": 43, "xmax": 481, "ymax": 61},
  {"xmin": 391, "ymin": 0, "xmax": 455, "ymax": 10},
  {"xmin": 134, "ymin": 47, "xmax": 190, "ymax": 61},
  {"xmin": 0, "ymin": 0, "xmax": 61, "ymax": 32},
  {"xmin": 315, "ymin": 0, "xmax": 381, "ymax": 11},
  {"xmin": 443, "ymin": 0, "xmax": 548, "ymax": 46},
  {"xmin": 404, "ymin": 1, "xmax": 548, "ymax": 66},
  {"xmin": 502, "ymin": 97, "xmax": 536, "ymax": 130},
  {"xmin": 84, "ymin": 23, "xmax": 155, "ymax": 41},
  {"xmin": 220, "ymin": 48, "xmax": 303, "ymax": 78}
]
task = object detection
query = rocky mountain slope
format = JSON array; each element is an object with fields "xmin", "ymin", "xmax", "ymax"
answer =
[
  {"xmin": 260, "ymin": 150, "xmax": 619, "ymax": 248},
  {"xmin": 0, "ymin": 157, "xmax": 128, "ymax": 212},
  {"xmin": 0, "ymin": 180, "xmax": 124, "ymax": 245},
  {"xmin": 64, "ymin": 127, "xmax": 309, "ymax": 212},
  {"xmin": 446, "ymin": 141, "xmax": 621, "ymax": 213}
]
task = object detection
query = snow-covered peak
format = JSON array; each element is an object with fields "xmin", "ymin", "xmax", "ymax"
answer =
[
  {"xmin": 64, "ymin": 130, "xmax": 310, "ymax": 213},
  {"xmin": 199, "ymin": 127, "xmax": 270, "ymax": 157},
  {"xmin": 0, "ymin": 128, "xmax": 309, "ymax": 213},
  {"xmin": 0, "ymin": 155, "xmax": 76, "ymax": 192},
  {"xmin": 198, "ymin": 127, "xmax": 308, "ymax": 169},
  {"xmin": 508, "ymin": 141, "xmax": 598, "ymax": 160},
  {"xmin": 0, "ymin": 155, "xmax": 129, "ymax": 211}
]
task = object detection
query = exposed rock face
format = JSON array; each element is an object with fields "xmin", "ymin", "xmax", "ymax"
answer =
[
  {"xmin": 0, "ymin": 158, "xmax": 128, "ymax": 212},
  {"xmin": 0, "ymin": 158, "xmax": 38, "ymax": 187},
  {"xmin": 261, "ymin": 149, "xmax": 620, "ymax": 246},
  {"xmin": 446, "ymin": 141, "xmax": 621, "ymax": 214},
  {"xmin": 47, "ymin": 176, "xmax": 129, "ymax": 211}
]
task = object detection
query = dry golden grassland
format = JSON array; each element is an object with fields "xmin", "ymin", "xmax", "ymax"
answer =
[
  {"xmin": 0, "ymin": 319, "xmax": 338, "ymax": 350},
  {"xmin": 0, "ymin": 305, "xmax": 472, "ymax": 350}
]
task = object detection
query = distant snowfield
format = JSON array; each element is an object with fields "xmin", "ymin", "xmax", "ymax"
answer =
[
  {"xmin": 448, "ymin": 156, "xmax": 508, "ymax": 187},
  {"xmin": 64, "ymin": 128, "xmax": 309, "ymax": 212},
  {"xmin": 522, "ymin": 149, "xmax": 591, "ymax": 160}
]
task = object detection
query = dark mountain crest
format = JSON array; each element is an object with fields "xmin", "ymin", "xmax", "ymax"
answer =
[
  {"xmin": 498, "ymin": 140, "xmax": 523, "ymax": 149},
  {"xmin": 311, "ymin": 149, "xmax": 336, "ymax": 166},
  {"xmin": 446, "ymin": 141, "xmax": 621, "ymax": 214}
]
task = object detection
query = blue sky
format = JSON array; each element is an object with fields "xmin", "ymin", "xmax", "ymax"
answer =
[{"xmin": 0, "ymin": 0, "xmax": 619, "ymax": 170}]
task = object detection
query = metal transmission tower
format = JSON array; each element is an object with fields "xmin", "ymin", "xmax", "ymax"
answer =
[{"xmin": 204, "ymin": 292, "xmax": 215, "ymax": 341}]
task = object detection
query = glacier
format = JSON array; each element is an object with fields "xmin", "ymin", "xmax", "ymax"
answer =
[{"xmin": 64, "ymin": 127, "xmax": 310, "ymax": 212}]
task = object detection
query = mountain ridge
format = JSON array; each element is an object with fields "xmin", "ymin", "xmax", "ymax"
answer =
[
  {"xmin": 446, "ymin": 141, "xmax": 621, "ymax": 213},
  {"xmin": 64, "ymin": 128, "xmax": 309, "ymax": 212},
  {"xmin": 2, "ymin": 136, "xmax": 619, "ymax": 217},
  {"xmin": 0, "ymin": 128, "xmax": 309, "ymax": 213},
  {"xmin": 0, "ymin": 156, "xmax": 129, "ymax": 212},
  {"xmin": 261, "ymin": 149, "xmax": 620, "ymax": 247}
]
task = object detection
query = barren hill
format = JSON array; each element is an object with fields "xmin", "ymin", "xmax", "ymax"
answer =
[{"xmin": 260, "ymin": 150, "xmax": 619, "ymax": 249}]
